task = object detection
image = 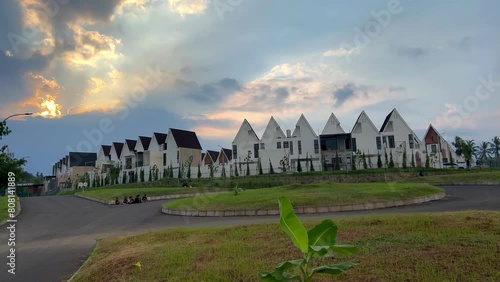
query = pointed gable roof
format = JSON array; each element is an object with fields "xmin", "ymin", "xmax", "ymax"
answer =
[
  {"xmin": 170, "ymin": 128, "xmax": 202, "ymax": 149},
  {"xmin": 138, "ymin": 136, "xmax": 152, "ymax": 151},
  {"xmin": 112, "ymin": 142, "xmax": 124, "ymax": 159},
  {"xmin": 262, "ymin": 116, "xmax": 286, "ymax": 140},
  {"xmin": 153, "ymin": 132, "xmax": 168, "ymax": 145},
  {"xmin": 222, "ymin": 148, "xmax": 232, "ymax": 161},
  {"xmin": 380, "ymin": 108, "xmax": 413, "ymax": 133},
  {"xmin": 101, "ymin": 145, "xmax": 112, "ymax": 157},
  {"xmin": 292, "ymin": 114, "xmax": 318, "ymax": 138},
  {"xmin": 424, "ymin": 124, "xmax": 443, "ymax": 144},
  {"xmin": 321, "ymin": 113, "xmax": 345, "ymax": 134},
  {"xmin": 68, "ymin": 152, "xmax": 97, "ymax": 167},
  {"xmin": 206, "ymin": 150, "xmax": 219, "ymax": 163},
  {"xmin": 232, "ymin": 119, "xmax": 260, "ymax": 143},
  {"xmin": 125, "ymin": 139, "xmax": 137, "ymax": 152},
  {"xmin": 351, "ymin": 111, "xmax": 379, "ymax": 134}
]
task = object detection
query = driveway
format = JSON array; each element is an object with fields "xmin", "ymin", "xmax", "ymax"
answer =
[{"xmin": 0, "ymin": 185, "xmax": 498, "ymax": 282}]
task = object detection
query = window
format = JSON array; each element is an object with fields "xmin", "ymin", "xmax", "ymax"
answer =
[
  {"xmin": 284, "ymin": 141, "xmax": 289, "ymax": 149},
  {"xmin": 162, "ymin": 143, "xmax": 167, "ymax": 150},
  {"xmin": 345, "ymin": 138, "xmax": 351, "ymax": 150},
  {"xmin": 254, "ymin": 143, "xmax": 259, "ymax": 158},
  {"xmin": 409, "ymin": 134, "xmax": 414, "ymax": 149},
  {"xmin": 298, "ymin": 140, "xmax": 302, "ymax": 155},
  {"xmin": 314, "ymin": 140, "xmax": 319, "ymax": 154},
  {"xmin": 163, "ymin": 153, "xmax": 166, "ymax": 166},
  {"xmin": 176, "ymin": 151, "xmax": 179, "ymax": 163},
  {"xmin": 431, "ymin": 145, "xmax": 437, "ymax": 153},
  {"xmin": 137, "ymin": 152, "xmax": 144, "ymax": 167},
  {"xmin": 232, "ymin": 145, "xmax": 237, "ymax": 159},
  {"xmin": 289, "ymin": 141, "xmax": 293, "ymax": 155},
  {"xmin": 320, "ymin": 138, "xmax": 338, "ymax": 151},
  {"xmin": 388, "ymin": 136, "xmax": 395, "ymax": 148},
  {"xmin": 126, "ymin": 158, "xmax": 133, "ymax": 169},
  {"xmin": 352, "ymin": 138, "xmax": 357, "ymax": 152},
  {"xmin": 277, "ymin": 142, "xmax": 282, "ymax": 149},
  {"xmin": 260, "ymin": 143, "xmax": 265, "ymax": 150},
  {"xmin": 376, "ymin": 137, "xmax": 382, "ymax": 150},
  {"xmin": 382, "ymin": 136, "xmax": 387, "ymax": 147}
]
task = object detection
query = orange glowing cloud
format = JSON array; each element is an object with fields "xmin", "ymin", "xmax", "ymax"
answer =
[{"xmin": 20, "ymin": 73, "xmax": 63, "ymax": 118}]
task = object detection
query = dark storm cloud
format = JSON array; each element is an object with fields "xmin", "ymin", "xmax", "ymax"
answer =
[{"xmin": 333, "ymin": 83, "xmax": 358, "ymax": 105}]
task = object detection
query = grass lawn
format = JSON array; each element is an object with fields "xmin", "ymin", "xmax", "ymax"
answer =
[
  {"xmin": 71, "ymin": 211, "xmax": 500, "ymax": 282},
  {"xmin": 78, "ymin": 186, "xmax": 223, "ymax": 201},
  {"xmin": 163, "ymin": 182, "xmax": 442, "ymax": 211},
  {"xmin": 0, "ymin": 196, "xmax": 9, "ymax": 221},
  {"xmin": 407, "ymin": 170, "xmax": 500, "ymax": 183}
]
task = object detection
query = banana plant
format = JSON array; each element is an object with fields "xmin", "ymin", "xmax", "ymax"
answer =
[{"xmin": 259, "ymin": 196, "xmax": 358, "ymax": 281}]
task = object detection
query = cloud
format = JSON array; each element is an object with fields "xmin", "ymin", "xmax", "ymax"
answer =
[
  {"xmin": 323, "ymin": 47, "xmax": 361, "ymax": 58},
  {"xmin": 18, "ymin": 73, "xmax": 63, "ymax": 118},
  {"xmin": 397, "ymin": 46, "xmax": 430, "ymax": 58},
  {"xmin": 168, "ymin": 0, "xmax": 208, "ymax": 16}
]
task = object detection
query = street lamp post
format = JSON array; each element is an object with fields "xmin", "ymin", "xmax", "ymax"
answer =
[{"xmin": 1, "ymin": 113, "xmax": 33, "ymax": 140}]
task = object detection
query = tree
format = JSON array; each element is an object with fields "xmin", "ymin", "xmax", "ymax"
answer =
[
  {"xmin": 389, "ymin": 150, "xmax": 394, "ymax": 168},
  {"xmin": 0, "ymin": 121, "xmax": 27, "ymax": 190},
  {"xmin": 154, "ymin": 166, "xmax": 159, "ymax": 181},
  {"xmin": 297, "ymin": 158, "xmax": 302, "ymax": 172},
  {"xmin": 335, "ymin": 151, "xmax": 340, "ymax": 171},
  {"xmin": 411, "ymin": 151, "xmax": 416, "ymax": 168},
  {"xmin": 368, "ymin": 152, "xmax": 373, "ymax": 169},
  {"xmin": 148, "ymin": 167, "xmax": 152, "ymax": 182},
  {"xmin": 221, "ymin": 165, "xmax": 226, "ymax": 178},
  {"xmin": 163, "ymin": 168, "xmax": 167, "ymax": 179},
  {"xmin": 177, "ymin": 165, "xmax": 182, "ymax": 179},
  {"xmin": 208, "ymin": 163, "xmax": 215, "ymax": 178},
  {"xmin": 351, "ymin": 152, "xmax": 356, "ymax": 170},
  {"xmin": 139, "ymin": 168, "xmax": 144, "ymax": 182},
  {"xmin": 377, "ymin": 152, "xmax": 382, "ymax": 168},
  {"xmin": 402, "ymin": 151, "xmax": 407, "ymax": 169},
  {"xmin": 490, "ymin": 136, "xmax": 500, "ymax": 166},
  {"xmin": 258, "ymin": 158, "xmax": 263, "ymax": 175},
  {"xmin": 475, "ymin": 141, "xmax": 491, "ymax": 165},
  {"xmin": 197, "ymin": 164, "xmax": 202, "ymax": 178},
  {"xmin": 122, "ymin": 172, "xmax": 126, "ymax": 184},
  {"xmin": 448, "ymin": 150, "xmax": 454, "ymax": 167},
  {"xmin": 234, "ymin": 162, "xmax": 239, "ymax": 177},
  {"xmin": 309, "ymin": 156, "xmax": 314, "ymax": 172},
  {"xmin": 186, "ymin": 164, "xmax": 191, "ymax": 179},
  {"xmin": 244, "ymin": 151, "xmax": 252, "ymax": 176},
  {"xmin": 269, "ymin": 159, "xmax": 274, "ymax": 174},
  {"xmin": 169, "ymin": 163, "xmax": 174, "ymax": 178},
  {"xmin": 323, "ymin": 159, "xmax": 328, "ymax": 171},
  {"xmin": 425, "ymin": 151, "xmax": 430, "ymax": 169},
  {"xmin": 362, "ymin": 152, "xmax": 368, "ymax": 169},
  {"xmin": 452, "ymin": 136, "xmax": 477, "ymax": 168}
]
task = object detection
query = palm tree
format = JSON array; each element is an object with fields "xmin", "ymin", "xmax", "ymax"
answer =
[
  {"xmin": 475, "ymin": 141, "xmax": 491, "ymax": 165},
  {"xmin": 452, "ymin": 136, "xmax": 477, "ymax": 168},
  {"xmin": 490, "ymin": 136, "xmax": 500, "ymax": 166}
]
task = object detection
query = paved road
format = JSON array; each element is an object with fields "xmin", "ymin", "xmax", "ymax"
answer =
[{"xmin": 0, "ymin": 185, "xmax": 498, "ymax": 282}]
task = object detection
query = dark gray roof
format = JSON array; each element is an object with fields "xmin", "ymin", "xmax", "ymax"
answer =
[
  {"xmin": 380, "ymin": 109, "xmax": 395, "ymax": 132},
  {"xmin": 206, "ymin": 150, "xmax": 219, "ymax": 162},
  {"xmin": 112, "ymin": 142, "xmax": 124, "ymax": 159},
  {"xmin": 170, "ymin": 128, "xmax": 202, "ymax": 150},
  {"xmin": 125, "ymin": 139, "xmax": 137, "ymax": 152},
  {"xmin": 222, "ymin": 148, "xmax": 232, "ymax": 161},
  {"xmin": 139, "ymin": 136, "xmax": 152, "ymax": 151},
  {"xmin": 102, "ymin": 145, "xmax": 112, "ymax": 157},
  {"xmin": 68, "ymin": 152, "xmax": 97, "ymax": 167},
  {"xmin": 153, "ymin": 132, "xmax": 168, "ymax": 145}
]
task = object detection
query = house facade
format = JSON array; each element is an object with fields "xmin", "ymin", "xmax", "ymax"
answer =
[
  {"xmin": 319, "ymin": 112, "xmax": 353, "ymax": 171},
  {"xmin": 165, "ymin": 128, "xmax": 203, "ymax": 178},
  {"xmin": 423, "ymin": 124, "xmax": 464, "ymax": 168},
  {"xmin": 231, "ymin": 119, "xmax": 260, "ymax": 175},
  {"xmin": 350, "ymin": 111, "xmax": 381, "ymax": 169}
]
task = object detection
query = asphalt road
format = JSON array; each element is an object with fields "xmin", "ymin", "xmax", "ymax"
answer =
[{"xmin": 0, "ymin": 185, "xmax": 498, "ymax": 282}]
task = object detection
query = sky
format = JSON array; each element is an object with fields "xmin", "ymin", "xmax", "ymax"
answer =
[{"xmin": 1, "ymin": 0, "xmax": 499, "ymax": 175}]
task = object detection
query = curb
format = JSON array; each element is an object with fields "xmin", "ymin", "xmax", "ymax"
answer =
[
  {"xmin": 432, "ymin": 182, "xmax": 500, "ymax": 186},
  {"xmin": 0, "ymin": 197, "xmax": 22, "ymax": 227},
  {"xmin": 74, "ymin": 192, "xmax": 223, "ymax": 205},
  {"xmin": 66, "ymin": 239, "xmax": 102, "ymax": 282},
  {"xmin": 161, "ymin": 192, "xmax": 447, "ymax": 217}
]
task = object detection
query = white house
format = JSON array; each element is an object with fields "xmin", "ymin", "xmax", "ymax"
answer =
[
  {"xmin": 379, "ymin": 108, "xmax": 423, "ymax": 168},
  {"xmin": 165, "ymin": 128, "xmax": 203, "ymax": 178},
  {"xmin": 232, "ymin": 119, "xmax": 260, "ymax": 175},
  {"xmin": 135, "ymin": 136, "xmax": 152, "ymax": 181},
  {"xmin": 319, "ymin": 112, "xmax": 353, "ymax": 171},
  {"xmin": 149, "ymin": 132, "xmax": 168, "ymax": 179},
  {"xmin": 423, "ymin": 124, "xmax": 464, "ymax": 168},
  {"xmin": 121, "ymin": 139, "xmax": 137, "ymax": 182},
  {"xmin": 350, "ymin": 111, "xmax": 381, "ymax": 169}
]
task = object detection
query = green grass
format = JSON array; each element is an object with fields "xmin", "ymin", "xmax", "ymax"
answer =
[
  {"xmin": 163, "ymin": 182, "xmax": 442, "ymax": 210},
  {"xmin": 78, "ymin": 186, "xmax": 223, "ymax": 201},
  {"xmin": 407, "ymin": 170, "xmax": 500, "ymax": 183},
  {"xmin": 0, "ymin": 196, "xmax": 9, "ymax": 221},
  {"xmin": 71, "ymin": 211, "xmax": 500, "ymax": 282}
]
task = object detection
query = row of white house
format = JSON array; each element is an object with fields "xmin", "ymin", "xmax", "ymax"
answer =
[
  {"xmin": 231, "ymin": 108, "xmax": 465, "ymax": 173},
  {"xmin": 52, "ymin": 128, "xmax": 233, "ymax": 187},
  {"xmin": 51, "ymin": 108, "xmax": 464, "ymax": 188}
]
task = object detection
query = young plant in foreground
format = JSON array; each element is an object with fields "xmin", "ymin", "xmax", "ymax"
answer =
[{"xmin": 259, "ymin": 196, "xmax": 358, "ymax": 282}]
